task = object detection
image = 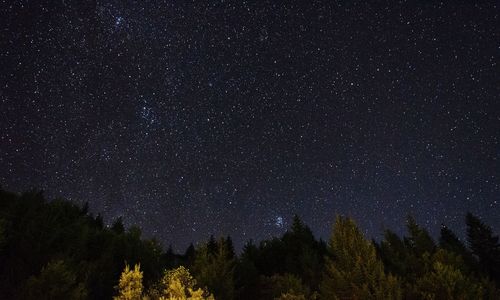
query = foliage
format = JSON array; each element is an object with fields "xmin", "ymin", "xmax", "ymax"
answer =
[
  {"xmin": 23, "ymin": 259, "xmax": 87, "ymax": 300},
  {"xmin": 155, "ymin": 266, "xmax": 214, "ymax": 300},
  {"xmin": 115, "ymin": 264, "xmax": 144, "ymax": 300},
  {"xmin": 192, "ymin": 237, "xmax": 235, "ymax": 300},
  {"xmin": 320, "ymin": 215, "xmax": 402, "ymax": 300},
  {"xmin": 0, "ymin": 190, "xmax": 164, "ymax": 299},
  {"xmin": 1, "ymin": 188, "xmax": 500, "ymax": 299},
  {"xmin": 377, "ymin": 215, "xmax": 499, "ymax": 299},
  {"xmin": 466, "ymin": 212, "xmax": 500, "ymax": 285},
  {"xmin": 412, "ymin": 250, "xmax": 484, "ymax": 300},
  {"xmin": 259, "ymin": 273, "xmax": 311, "ymax": 300}
]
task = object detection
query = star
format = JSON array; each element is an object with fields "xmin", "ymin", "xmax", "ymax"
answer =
[
  {"xmin": 115, "ymin": 16, "xmax": 123, "ymax": 27},
  {"xmin": 275, "ymin": 216, "xmax": 284, "ymax": 229},
  {"xmin": 0, "ymin": 0, "xmax": 497, "ymax": 251}
]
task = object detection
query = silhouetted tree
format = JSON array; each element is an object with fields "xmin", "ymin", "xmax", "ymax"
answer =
[
  {"xmin": 466, "ymin": 212, "xmax": 500, "ymax": 284},
  {"xmin": 112, "ymin": 217, "xmax": 125, "ymax": 234},
  {"xmin": 405, "ymin": 216, "xmax": 436, "ymax": 257}
]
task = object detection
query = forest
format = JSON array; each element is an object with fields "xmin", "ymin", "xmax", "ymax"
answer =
[{"xmin": 0, "ymin": 188, "xmax": 499, "ymax": 300}]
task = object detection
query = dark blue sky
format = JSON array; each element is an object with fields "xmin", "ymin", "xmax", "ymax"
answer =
[{"xmin": 1, "ymin": 0, "xmax": 498, "ymax": 250}]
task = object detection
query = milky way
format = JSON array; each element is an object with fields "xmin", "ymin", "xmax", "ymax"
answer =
[{"xmin": 0, "ymin": 1, "xmax": 498, "ymax": 250}]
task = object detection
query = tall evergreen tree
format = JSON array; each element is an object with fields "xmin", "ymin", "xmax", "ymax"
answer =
[
  {"xmin": 466, "ymin": 213, "xmax": 500, "ymax": 284},
  {"xmin": 192, "ymin": 237, "xmax": 235, "ymax": 300},
  {"xmin": 234, "ymin": 240, "xmax": 260, "ymax": 300},
  {"xmin": 377, "ymin": 230, "xmax": 412, "ymax": 278},
  {"xmin": 439, "ymin": 224, "xmax": 477, "ymax": 273},
  {"xmin": 281, "ymin": 215, "xmax": 325, "ymax": 289},
  {"xmin": 439, "ymin": 225, "xmax": 467, "ymax": 256},
  {"xmin": 320, "ymin": 216, "xmax": 401, "ymax": 300},
  {"xmin": 412, "ymin": 249, "xmax": 484, "ymax": 300},
  {"xmin": 404, "ymin": 216, "xmax": 436, "ymax": 257}
]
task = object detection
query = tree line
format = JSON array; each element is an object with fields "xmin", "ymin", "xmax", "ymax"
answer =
[{"xmin": 0, "ymin": 188, "xmax": 499, "ymax": 299}]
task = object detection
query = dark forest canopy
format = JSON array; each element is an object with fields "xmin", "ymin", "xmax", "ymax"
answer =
[{"xmin": 0, "ymin": 188, "xmax": 499, "ymax": 299}]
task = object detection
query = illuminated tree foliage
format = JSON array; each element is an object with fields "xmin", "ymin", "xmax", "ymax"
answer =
[
  {"xmin": 115, "ymin": 264, "xmax": 144, "ymax": 300},
  {"xmin": 158, "ymin": 266, "xmax": 214, "ymax": 300}
]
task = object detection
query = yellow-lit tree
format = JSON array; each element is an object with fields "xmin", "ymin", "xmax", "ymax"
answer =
[
  {"xmin": 159, "ymin": 266, "xmax": 214, "ymax": 300},
  {"xmin": 115, "ymin": 264, "xmax": 144, "ymax": 300}
]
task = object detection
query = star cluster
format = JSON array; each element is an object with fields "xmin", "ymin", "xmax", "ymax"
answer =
[{"xmin": 0, "ymin": 0, "xmax": 498, "ymax": 250}]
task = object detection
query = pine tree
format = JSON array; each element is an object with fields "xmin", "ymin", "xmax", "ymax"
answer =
[
  {"xmin": 377, "ymin": 230, "xmax": 411, "ymax": 277},
  {"xmin": 439, "ymin": 225, "xmax": 467, "ymax": 256},
  {"xmin": 235, "ymin": 240, "xmax": 260, "ymax": 300},
  {"xmin": 207, "ymin": 235, "xmax": 218, "ymax": 256},
  {"xmin": 115, "ymin": 264, "xmax": 144, "ymax": 300},
  {"xmin": 439, "ymin": 224, "xmax": 477, "ymax": 273},
  {"xmin": 466, "ymin": 213, "xmax": 500, "ymax": 284},
  {"xmin": 192, "ymin": 238, "xmax": 235, "ymax": 300},
  {"xmin": 405, "ymin": 216, "xmax": 436, "ymax": 257},
  {"xmin": 225, "ymin": 236, "xmax": 236, "ymax": 259},
  {"xmin": 320, "ymin": 215, "xmax": 401, "ymax": 300},
  {"xmin": 413, "ymin": 249, "xmax": 484, "ymax": 299},
  {"xmin": 281, "ymin": 215, "xmax": 324, "ymax": 289},
  {"xmin": 184, "ymin": 243, "xmax": 196, "ymax": 266}
]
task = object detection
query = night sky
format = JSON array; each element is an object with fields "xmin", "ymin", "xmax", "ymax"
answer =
[{"xmin": 1, "ymin": 1, "xmax": 498, "ymax": 250}]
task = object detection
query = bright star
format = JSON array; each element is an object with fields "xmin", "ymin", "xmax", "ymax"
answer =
[
  {"xmin": 275, "ymin": 216, "xmax": 284, "ymax": 228},
  {"xmin": 115, "ymin": 16, "xmax": 123, "ymax": 26}
]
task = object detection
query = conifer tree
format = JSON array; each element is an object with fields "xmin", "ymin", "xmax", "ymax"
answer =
[
  {"xmin": 192, "ymin": 238, "xmax": 235, "ymax": 300},
  {"xmin": 184, "ymin": 243, "xmax": 196, "ymax": 266},
  {"xmin": 439, "ymin": 224, "xmax": 477, "ymax": 273},
  {"xmin": 225, "ymin": 236, "xmax": 236, "ymax": 259},
  {"xmin": 466, "ymin": 213, "xmax": 500, "ymax": 284},
  {"xmin": 405, "ymin": 216, "xmax": 436, "ymax": 256},
  {"xmin": 377, "ymin": 230, "xmax": 411, "ymax": 277},
  {"xmin": 413, "ymin": 249, "xmax": 484, "ymax": 299},
  {"xmin": 320, "ymin": 215, "xmax": 401, "ymax": 300},
  {"xmin": 280, "ymin": 215, "xmax": 324, "ymax": 289},
  {"xmin": 235, "ymin": 240, "xmax": 260, "ymax": 300},
  {"xmin": 439, "ymin": 225, "xmax": 467, "ymax": 256}
]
